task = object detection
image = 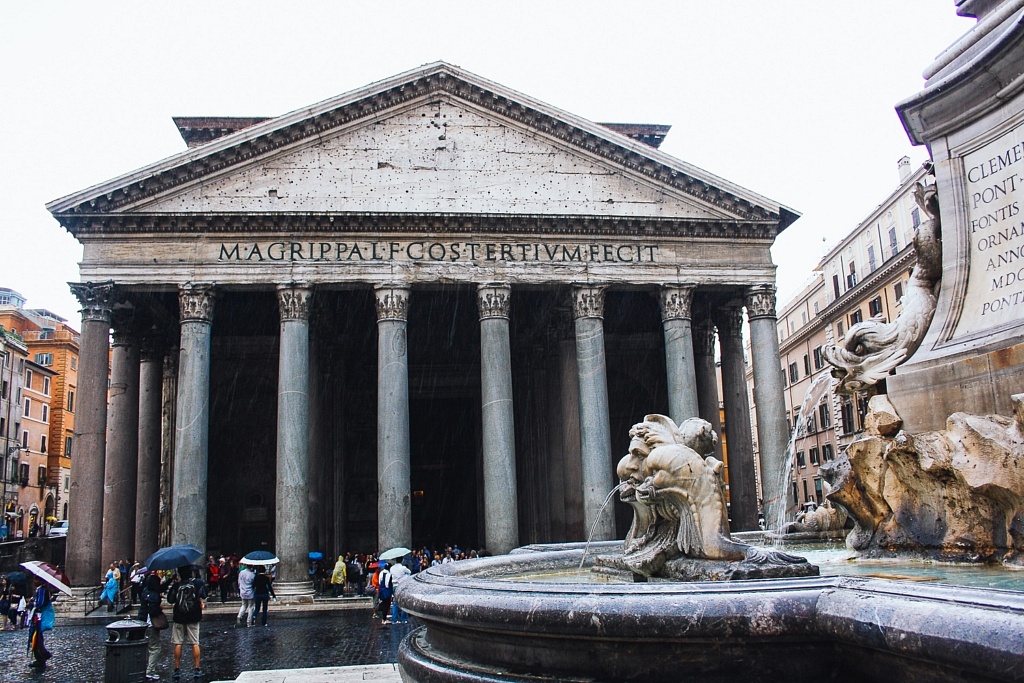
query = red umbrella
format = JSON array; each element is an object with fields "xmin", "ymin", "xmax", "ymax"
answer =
[{"xmin": 20, "ymin": 561, "xmax": 73, "ymax": 596}]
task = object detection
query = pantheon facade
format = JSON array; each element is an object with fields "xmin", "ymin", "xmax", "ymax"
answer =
[{"xmin": 48, "ymin": 63, "xmax": 796, "ymax": 590}]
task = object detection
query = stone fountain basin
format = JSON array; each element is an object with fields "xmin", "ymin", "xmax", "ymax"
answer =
[{"xmin": 397, "ymin": 545, "xmax": 1024, "ymax": 683}]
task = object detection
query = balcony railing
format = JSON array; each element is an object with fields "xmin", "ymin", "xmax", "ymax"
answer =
[{"xmin": 21, "ymin": 330, "xmax": 80, "ymax": 344}]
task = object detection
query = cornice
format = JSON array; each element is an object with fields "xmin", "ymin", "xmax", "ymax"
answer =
[
  {"xmin": 48, "ymin": 63, "xmax": 797, "ymax": 235},
  {"xmin": 60, "ymin": 212, "xmax": 779, "ymax": 240}
]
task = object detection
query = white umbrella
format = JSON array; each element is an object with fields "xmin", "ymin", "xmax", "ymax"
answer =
[
  {"xmin": 379, "ymin": 547, "xmax": 412, "ymax": 561},
  {"xmin": 20, "ymin": 560, "xmax": 73, "ymax": 596}
]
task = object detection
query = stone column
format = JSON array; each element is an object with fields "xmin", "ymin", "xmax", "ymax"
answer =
[
  {"xmin": 172, "ymin": 285, "xmax": 214, "ymax": 549},
  {"xmin": 135, "ymin": 336, "xmax": 164, "ymax": 564},
  {"xmin": 716, "ymin": 304, "xmax": 757, "ymax": 531},
  {"xmin": 572, "ymin": 285, "xmax": 615, "ymax": 541},
  {"xmin": 746, "ymin": 285, "xmax": 790, "ymax": 531},
  {"xmin": 66, "ymin": 282, "xmax": 115, "ymax": 587},
  {"xmin": 275, "ymin": 285, "xmax": 314, "ymax": 593},
  {"xmin": 692, "ymin": 316, "xmax": 724, "ymax": 460},
  {"xmin": 477, "ymin": 284, "xmax": 519, "ymax": 554},
  {"xmin": 660, "ymin": 285, "xmax": 699, "ymax": 424},
  {"xmin": 375, "ymin": 285, "xmax": 412, "ymax": 551},
  {"xmin": 158, "ymin": 350, "xmax": 178, "ymax": 549},
  {"xmin": 102, "ymin": 311, "xmax": 141, "ymax": 566}
]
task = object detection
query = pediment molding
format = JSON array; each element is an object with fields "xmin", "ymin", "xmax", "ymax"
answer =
[{"xmin": 48, "ymin": 63, "xmax": 798, "ymax": 234}]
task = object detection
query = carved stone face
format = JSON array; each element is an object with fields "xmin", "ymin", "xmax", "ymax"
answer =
[{"xmin": 617, "ymin": 424, "xmax": 653, "ymax": 502}]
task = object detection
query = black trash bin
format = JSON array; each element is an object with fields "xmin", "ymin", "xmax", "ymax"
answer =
[{"xmin": 104, "ymin": 618, "xmax": 148, "ymax": 683}]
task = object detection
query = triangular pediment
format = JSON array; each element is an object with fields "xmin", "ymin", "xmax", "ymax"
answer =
[{"xmin": 48, "ymin": 62, "xmax": 798, "ymax": 236}]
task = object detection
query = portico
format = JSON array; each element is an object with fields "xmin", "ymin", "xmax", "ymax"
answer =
[{"xmin": 48, "ymin": 62, "xmax": 796, "ymax": 588}]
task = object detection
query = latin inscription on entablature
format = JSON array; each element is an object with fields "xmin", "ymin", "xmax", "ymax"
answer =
[{"xmin": 217, "ymin": 239, "xmax": 659, "ymax": 264}]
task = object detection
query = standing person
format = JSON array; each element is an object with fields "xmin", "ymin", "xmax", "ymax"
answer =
[
  {"xmin": 330, "ymin": 555, "xmax": 347, "ymax": 598},
  {"xmin": 99, "ymin": 571, "xmax": 119, "ymax": 612},
  {"xmin": 138, "ymin": 573, "xmax": 168, "ymax": 681},
  {"xmin": 251, "ymin": 566, "xmax": 276, "ymax": 626},
  {"xmin": 0, "ymin": 577, "xmax": 10, "ymax": 630},
  {"xmin": 388, "ymin": 559, "xmax": 411, "ymax": 624},
  {"xmin": 217, "ymin": 558, "xmax": 230, "ymax": 603},
  {"xmin": 376, "ymin": 563, "xmax": 393, "ymax": 624},
  {"xmin": 205, "ymin": 557, "xmax": 219, "ymax": 598},
  {"xmin": 129, "ymin": 562, "xmax": 146, "ymax": 605},
  {"xmin": 236, "ymin": 563, "xmax": 255, "ymax": 628},
  {"xmin": 168, "ymin": 565, "xmax": 206, "ymax": 682},
  {"xmin": 26, "ymin": 577, "xmax": 54, "ymax": 670}
]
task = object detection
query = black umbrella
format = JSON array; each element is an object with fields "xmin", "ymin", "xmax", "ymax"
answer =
[
  {"xmin": 144, "ymin": 544, "xmax": 204, "ymax": 571},
  {"xmin": 4, "ymin": 570, "xmax": 29, "ymax": 592}
]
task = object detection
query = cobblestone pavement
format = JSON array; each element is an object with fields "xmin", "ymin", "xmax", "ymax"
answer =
[{"xmin": 0, "ymin": 612, "xmax": 414, "ymax": 683}]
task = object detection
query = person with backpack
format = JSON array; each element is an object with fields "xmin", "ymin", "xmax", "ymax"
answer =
[
  {"xmin": 167, "ymin": 565, "xmax": 206, "ymax": 681},
  {"xmin": 376, "ymin": 564, "xmax": 393, "ymax": 624},
  {"xmin": 137, "ymin": 573, "xmax": 168, "ymax": 681}
]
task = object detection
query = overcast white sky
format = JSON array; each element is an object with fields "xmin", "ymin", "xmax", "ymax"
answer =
[{"xmin": 0, "ymin": 2, "xmax": 973, "ymax": 327}]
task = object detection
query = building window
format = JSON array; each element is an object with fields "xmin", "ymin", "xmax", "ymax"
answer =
[
  {"xmin": 41, "ymin": 405, "xmax": 48, "ymax": 423},
  {"xmin": 19, "ymin": 463, "xmax": 29, "ymax": 486},
  {"xmin": 65, "ymin": 436, "xmax": 73, "ymax": 458},
  {"xmin": 847, "ymin": 263, "xmax": 857, "ymax": 289},
  {"xmin": 818, "ymin": 402, "xmax": 831, "ymax": 429},
  {"xmin": 70, "ymin": 356, "xmax": 77, "ymax": 371},
  {"xmin": 867, "ymin": 245, "xmax": 877, "ymax": 272},
  {"xmin": 67, "ymin": 389, "xmax": 74, "ymax": 413},
  {"xmin": 796, "ymin": 451, "xmax": 806, "ymax": 468},
  {"xmin": 869, "ymin": 296, "xmax": 883, "ymax": 317},
  {"xmin": 805, "ymin": 413, "xmax": 817, "ymax": 434},
  {"xmin": 63, "ymin": 476, "xmax": 69, "ymax": 492},
  {"xmin": 789, "ymin": 362, "xmax": 799, "ymax": 384},
  {"xmin": 42, "ymin": 377, "xmax": 49, "ymax": 395},
  {"xmin": 809, "ymin": 447, "xmax": 820, "ymax": 465},
  {"xmin": 823, "ymin": 444, "xmax": 834, "ymax": 461},
  {"xmin": 1, "ymin": 380, "xmax": 7, "ymax": 400},
  {"xmin": 40, "ymin": 435, "xmax": 46, "ymax": 453},
  {"xmin": 850, "ymin": 310, "xmax": 863, "ymax": 326},
  {"xmin": 888, "ymin": 227, "xmax": 898, "ymax": 257},
  {"xmin": 33, "ymin": 353, "xmax": 53, "ymax": 367},
  {"xmin": 894, "ymin": 280, "xmax": 904, "ymax": 302},
  {"xmin": 802, "ymin": 479, "xmax": 809, "ymax": 503},
  {"xmin": 814, "ymin": 478, "xmax": 824, "ymax": 503},
  {"xmin": 832, "ymin": 274, "xmax": 841, "ymax": 300},
  {"xmin": 857, "ymin": 394, "xmax": 869, "ymax": 426},
  {"xmin": 25, "ymin": 369, "xmax": 33, "ymax": 389},
  {"xmin": 37, "ymin": 466, "xmax": 46, "ymax": 486},
  {"xmin": 803, "ymin": 354, "xmax": 811, "ymax": 376},
  {"xmin": 813, "ymin": 346, "xmax": 824, "ymax": 371},
  {"xmin": 21, "ymin": 430, "xmax": 28, "ymax": 448},
  {"xmin": 791, "ymin": 482, "xmax": 799, "ymax": 506},
  {"xmin": 911, "ymin": 207, "xmax": 921, "ymax": 228},
  {"xmin": 837, "ymin": 321, "xmax": 845, "ymax": 337},
  {"xmin": 801, "ymin": 311, "xmax": 808, "ymax": 325},
  {"xmin": 781, "ymin": 367, "xmax": 788, "ymax": 388},
  {"xmin": 841, "ymin": 399, "xmax": 856, "ymax": 434},
  {"xmin": 24, "ymin": 398, "xmax": 30, "ymax": 417}
]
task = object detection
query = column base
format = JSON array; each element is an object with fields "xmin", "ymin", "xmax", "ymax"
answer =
[{"xmin": 272, "ymin": 580, "xmax": 315, "ymax": 604}]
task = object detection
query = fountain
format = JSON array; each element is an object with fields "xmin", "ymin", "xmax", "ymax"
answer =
[{"xmin": 396, "ymin": 4, "xmax": 1024, "ymax": 681}]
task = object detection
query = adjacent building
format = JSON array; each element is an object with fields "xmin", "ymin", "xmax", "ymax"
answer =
[{"xmin": 0, "ymin": 287, "xmax": 81, "ymax": 535}]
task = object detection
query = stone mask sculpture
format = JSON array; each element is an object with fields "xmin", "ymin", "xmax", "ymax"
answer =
[{"xmin": 614, "ymin": 414, "xmax": 816, "ymax": 580}]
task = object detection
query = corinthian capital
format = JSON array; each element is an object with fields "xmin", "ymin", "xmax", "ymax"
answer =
[
  {"xmin": 715, "ymin": 304, "xmax": 745, "ymax": 339},
  {"xmin": 693, "ymin": 318, "xmax": 717, "ymax": 357},
  {"xmin": 69, "ymin": 281, "xmax": 116, "ymax": 323},
  {"xmin": 745, "ymin": 285, "xmax": 777, "ymax": 321},
  {"xmin": 572, "ymin": 285, "xmax": 606, "ymax": 319},
  {"xmin": 660, "ymin": 285, "xmax": 695, "ymax": 322},
  {"xmin": 374, "ymin": 284, "xmax": 409, "ymax": 322},
  {"xmin": 477, "ymin": 284, "xmax": 511, "ymax": 320},
  {"xmin": 178, "ymin": 284, "xmax": 215, "ymax": 323},
  {"xmin": 277, "ymin": 285, "xmax": 313, "ymax": 322},
  {"xmin": 110, "ymin": 309, "xmax": 138, "ymax": 348}
]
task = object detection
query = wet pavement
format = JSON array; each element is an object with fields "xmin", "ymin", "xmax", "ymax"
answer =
[{"xmin": 0, "ymin": 611, "xmax": 414, "ymax": 683}]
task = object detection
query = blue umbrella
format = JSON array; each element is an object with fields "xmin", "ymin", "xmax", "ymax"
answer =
[
  {"xmin": 308, "ymin": 551, "xmax": 324, "ymax": 561},
  {"xmin": 144, "ymin": 544, "xmax": 204, "ymax": 571},
  {"xmin": 242, "ymin": 550, "xmax": 280, "ymax": 566}
]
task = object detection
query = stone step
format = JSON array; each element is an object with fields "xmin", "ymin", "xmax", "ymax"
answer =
[{"xmin": 212, "ymin": 663, "xmax": 401, "ymax": 683}]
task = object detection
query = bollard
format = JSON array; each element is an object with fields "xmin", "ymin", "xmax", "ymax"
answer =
[{"xmin": 104, "ymin": 618, "xmax": 149, "ymax": 683}]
